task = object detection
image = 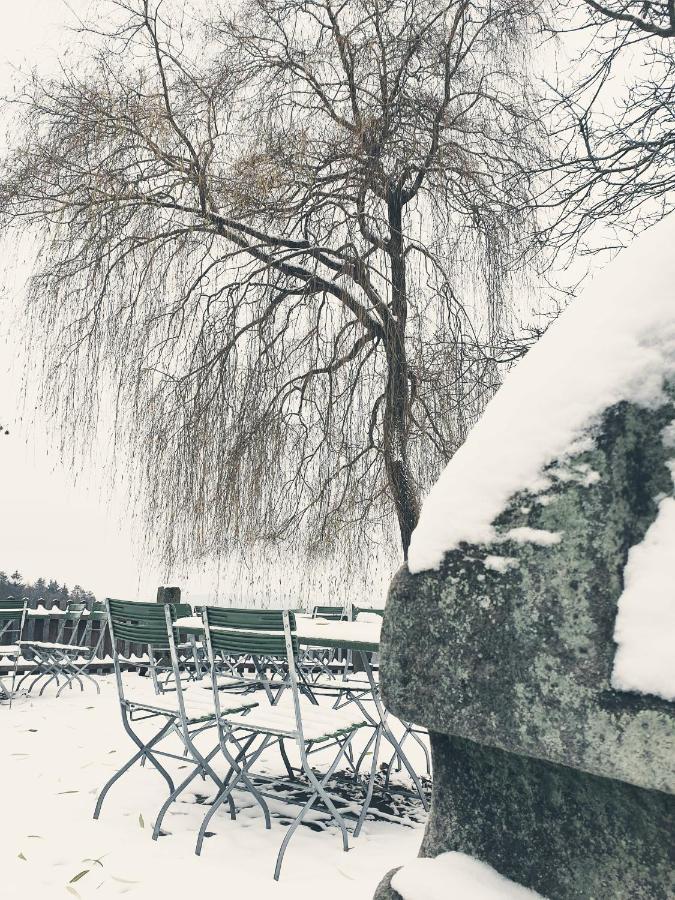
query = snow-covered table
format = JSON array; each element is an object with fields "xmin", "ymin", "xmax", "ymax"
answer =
[{"xmin": 173, "ymin": 615, "xmax": 381, "ymax": 652}]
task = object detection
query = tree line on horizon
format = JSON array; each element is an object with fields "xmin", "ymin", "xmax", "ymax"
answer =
[{"xmin": 0, "ymin": 571, "xmax": 97, "ymax": 608}]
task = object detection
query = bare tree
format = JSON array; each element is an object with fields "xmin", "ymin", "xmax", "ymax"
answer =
[
  {"xmin": 0, "ymin": 0, "xmax": 546, "ymax": 566},
  {"xmin": 545, "ymin": 0, "xmax": 675, "ymax": 248}
]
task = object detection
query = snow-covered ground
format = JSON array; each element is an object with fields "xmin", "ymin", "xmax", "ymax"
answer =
[
  {"xmin": 1, "ymin": 674, "xmax": 550, "ymax": 900},
  {"xmin": 392, "ymin": 852, "xmax": 544, "ymax": 899},
  {"xmin": 1, "ymin": 675, "xmax": 425, "ymax": 900}
]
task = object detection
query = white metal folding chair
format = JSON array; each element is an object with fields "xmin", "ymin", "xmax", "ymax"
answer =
[
  {"xmin": 93, "ymin": 599, "xmax": 258, "ymax": 837},
  {"xmin": 17, "ymin": 601, "xmax": 89, "ymax": 695},
  {"xmin": 197, "ymin": 607, "xmax": 373, "ymax": 880},
  {"xmin": 0, "ymin": 598, "xmax": 28, "ymax": 706}
]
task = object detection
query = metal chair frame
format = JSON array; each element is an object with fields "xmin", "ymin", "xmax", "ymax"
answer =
[
  {"xmin": 0, "ymin": 598, "xmax": 28, "ymax": 706},
  {"xmin": 300, "ymin": 604, "xmax": 350, "ymax": 682},
  {"xmin": 197, "ymin": 607, "xmax": 374, "ymax": 880},
  {"xmin": 301, "ymin": 653, "xmax": 430, "ymax": 815},
  {"xmin": 53, "ymin": 601, "xmax": 109, "ymax": 696},
  {"xmin": 93, "ymin": 599, "xmax": 257, "ymax": 835},
  {"xmin": 17, "ymin": 601, "xmax": 89, "ymax": 695}
]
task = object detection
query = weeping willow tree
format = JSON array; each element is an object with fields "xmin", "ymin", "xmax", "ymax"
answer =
[
  {"xmin": 544, "ymin": 0, "xmax": 675, "ymax": 250},
  {"xmin": 0, "ymin": 0, "xmax": 547, "ymax": 573}
]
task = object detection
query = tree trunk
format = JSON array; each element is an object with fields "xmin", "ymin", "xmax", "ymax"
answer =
[{"xmin": 384, "ymin": 190, "xmax": 419, "ymax": 557}]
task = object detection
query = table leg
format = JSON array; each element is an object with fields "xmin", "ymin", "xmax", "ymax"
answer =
[{"xmin": 357, "ymin": 649, "xmax": 428, "ymax": 811}]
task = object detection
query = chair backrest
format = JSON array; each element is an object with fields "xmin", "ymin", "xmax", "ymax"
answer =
[
  {"xmin": 201, "ymin": 606, "xmax": 304, "ymax": 731},
  {"xmin": 79, "ymin": 601, "xmax": 108, "ymax": 655},
  {"xmin": 351, "ymin": 606, "xmax": 385, "ymax": 620},
  {"xmin": 0, "ymin": 598, "xmax": 27, "ymax": 645},
  {"xmin": 203, "ymin": 607, "xmax": 298, "ymax": 659},
  {"xmin": 106, "ymin": 598, "xmax": 195, "ymax": 720},
  {"xmin": 107, "ymin": 599, "xmax": 171, "ymax": 651},
  {"xmin": 169, "ymin": 602, "xmax": 193, "ymax": 620},
  {"xmin": 312, "ymin": 605, "xmax": 347, "ymax": 621},
  {"xmin": 57, "ymin": 600, "xmax": 88, "ymax": 645}
]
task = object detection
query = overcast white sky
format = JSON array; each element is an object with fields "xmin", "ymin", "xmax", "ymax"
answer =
[
  {"xmin": 0, "ymin": 0, "xmax": 635, "ymax": 606},
  {"xmin": 0, "ymin": 0, "xmax": 399, "ymax": 609},
  {"xmin": 0, "ymin": 1, "xmax": 167, "ymax": 600}
]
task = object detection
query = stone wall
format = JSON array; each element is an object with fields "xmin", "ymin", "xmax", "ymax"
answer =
[{"xmin": 375, "ymin": 395, "xmax": 675, "ymax": 898}]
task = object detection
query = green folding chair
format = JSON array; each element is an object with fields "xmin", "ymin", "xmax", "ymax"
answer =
[
  {"xmin": 148, "ymin": 602, "xmax": 206, "ymax": 692},
  {"xmin": 17, "ymin": 600, "xmax": 89, "ymax": 695},
  {"xmin": 197, "ymin": 607, "xmax": 372, "ymax": 880},
  {"xmin": 300, "ymin": 604, "xmax": 350, "ymax": 681},
  {"xmin": 311, "ymin": 605, "xmax": 348, "ymax": 621},
  {"xmin": 53, "ymin": 600, "xmax": 109, "ymax": 696},
  {"xmin": 93, "ymin": 599, "xmax": 257, "ymax": 836},
  {"xmin": 0, "ymin": 598, "xmax": 28, "ymax": 706}
]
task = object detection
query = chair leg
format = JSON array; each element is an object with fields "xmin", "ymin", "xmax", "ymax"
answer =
[
  {"xmin": 354, "ymin": 726, "xmax": 382, "ymax": 837},
  {"xmin": 407, "ymin": 726, "xmax": 431, "ymax": 775},
  {"xmin": 274, "ymin": 733, "xmax": 355, "ymax": 881},
  {"xmin": 38, "ymin": 670, "xmax": 62, "ymax": 696},
  {"xmin": 152, "ymin": 743, "xmax": 222, "ymax": 840},
  {"xmin": 195, "ymin": 733, "xmax": 272, "ymax": 856},
  {"xmin": 354, "ymin": 728, "xmax": 378, "ymax": 776},
  {"xmin": 0, "ymin": 673, "xmax": 14, "ymax": 703},
  {"xmin": 94, "ymin": 716, "xmax": 175, "ymax": 820},
  {"xmin": 278, "ymin": 739, "xmax": 295, "ymax": 779},
  {"xmin": 56, "ymin": 665, "xmax": 100, "ymax": 697}
]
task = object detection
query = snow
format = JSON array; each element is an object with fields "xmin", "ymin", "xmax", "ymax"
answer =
[
  {"xmin": 500, "ymin": 527, "xmax": 562, "ymax": 546},
  {"xmin": 173, "ymin": 616, "xmax": 382, "ymax": 649},
  {"xmin": 391, "ymin": 852, "xmax": 546, "ymax": 899},
  {"xmin": 0, "ymin": 675, "xmax": 425, "ymax": 899},
  {"xmin": 611, "ymin": 496, "xmax": 675, "ymax": 701},
  {"xmin": 483, "ymin": 555, "xmax": 518, "ymax": 573},
  {"xmin": 409, "ymin": 215, "xmax": 675, "ymax": 573}
]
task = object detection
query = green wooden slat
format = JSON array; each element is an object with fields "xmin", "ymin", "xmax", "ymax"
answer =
[
  {"xmin": 107, "ymin": 598, "xmax": 166, "ymax": 619},
  {"xmin": 170, "ymin": 603, "xmax": 193, "ymax": 619},
  {"xmin": 111, "ymin": 622, "xmax": 170, "ymax": 644},
  {"xmin": 312, "ymin": 605, "xmax": 347, "ymax": 620},
  {"xmin": 205, "ymin": 607, "xmax": 296, "ymax": 631},
  {"xmin": 0, "ymin": 609, "xmax": 24, "ymax": 621},
  {"xmin": 210, "ymin": 628, "xmax": 296, "ymax": 658}
]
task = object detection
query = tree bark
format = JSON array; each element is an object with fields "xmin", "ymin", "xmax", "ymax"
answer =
[{"xmin": 384, "ymin": 189, "xmax": 420, "ymax": 557}]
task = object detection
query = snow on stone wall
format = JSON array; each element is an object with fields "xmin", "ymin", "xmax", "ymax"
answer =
[
  {"xmin": 408, "ymin": 215, "xmax": 675, "ymax": 702},
  {"xmin": 409, "ymin": 214, "xmax": 675, "ymax": 573}
]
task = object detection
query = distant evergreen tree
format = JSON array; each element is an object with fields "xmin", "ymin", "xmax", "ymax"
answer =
[{"xmin": 0, "ymin": 572, "xmax": 97, "ymax": 606}]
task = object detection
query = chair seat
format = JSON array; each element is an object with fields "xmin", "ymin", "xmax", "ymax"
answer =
[
  {"xmin": 19, "ymin": 640, "xmax": 89, "ymax": 653},
  {"xmin": 126, "ymin": 692, "xmax": 257, "ymax": 724},
  {"xmin": 202, "ymin": 674, "xmax": 252, "ymax": 690},
  {"xmin": 306, "ymin": 675, "xmax": 376, "ymax": 692},
  {"xmin": 0, "ymin": 644, "xmax": 21, "ymax": 657},
  {"xmin": 222, "ymin": 697, "xmax": 369, "ymax": 742}
]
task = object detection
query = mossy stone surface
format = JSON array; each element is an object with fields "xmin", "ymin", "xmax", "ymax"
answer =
[
  {"xmin": 420, "ymin": 733, "xmax": 674, "ymax": 899},
  {"xmin": 381, "ymin": 398, "xmax": 675, "ymax": 793},
  {"xmin": 373, "ymin": 868, "xmax": 403, "ymax": 900},
  {"xmin": 376, "ymin": 396, "xmax": 675, "ymax": 897}
]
